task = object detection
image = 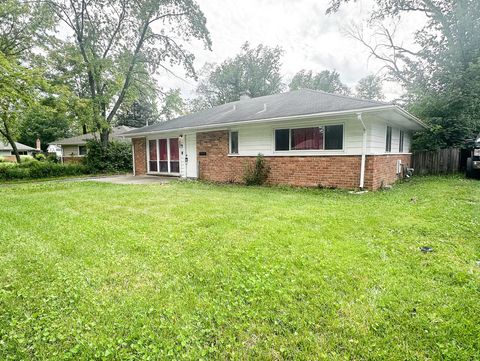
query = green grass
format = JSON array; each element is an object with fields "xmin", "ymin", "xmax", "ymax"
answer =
[{"xmin": 0, "ymin": 177, "xmax": 479, "ymax": 360}]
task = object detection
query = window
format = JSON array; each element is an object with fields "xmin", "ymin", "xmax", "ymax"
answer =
[
  {"xmin": 159, "ymin": 139, "xmax": 168, "ymax": 172},
  {"xmin": 169, "ymin": 138, "xmax": 179, "ymax": 173},
  {"xmin": 148, "ymin": 138, "xmax": 180, "ymax": 174},
  {"xmin": 230, "ymin": 131, "xmax": 239, "ymax": 154},
  {"xmin": 149, "ymin": 140, "xmax": 158, "ymax": 172},
  {"xmin": 399, "ymin": 130, "xmax": 404, "ymax": 153},
  {"xmin": 275, "ymin": 129, "xmax": 290, "ymax": 151},
  {"xmin": 386, "ymin": 126, "xmax": 392, "ymax": 152},
  {"xmin": 79, "ymin": 146, "xmax": 87, "ymax": 156},
  {"xmin": 275, "ymin": 125, "xmax": 343, "ymax": 152}
]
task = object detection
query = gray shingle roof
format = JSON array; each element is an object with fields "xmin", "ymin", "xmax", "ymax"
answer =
[
  {"xmin": 52, "ymin": 126, "xmax": 137, "ymax": 146},
  {"xmin": 0, "ymin": 141, "xmax": 36, "ymax": 151},
  {"xmin": 124, "ymin": 89, "xmax": 393, "ymax": 136}
]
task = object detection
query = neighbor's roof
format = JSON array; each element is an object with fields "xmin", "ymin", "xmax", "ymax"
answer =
[
  {"xmin": 52, "ymin": 126, "xmax": 136, "ymax": 146},
  {"xmin": 123, "ymin": 89, "xmax": 426, "ymax": 137},
  {"xmin": 0, "ymin": 141, "xmax": 36, "ymax": 151}
]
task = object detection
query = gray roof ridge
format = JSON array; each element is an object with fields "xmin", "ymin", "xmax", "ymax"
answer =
[{"xmin": 297, "ymin": 88, "xmax": 392, "ymax": 106}]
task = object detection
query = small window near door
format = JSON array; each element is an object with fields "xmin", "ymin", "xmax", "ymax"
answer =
[
  {"xmin": 230, "ymin": 131, "xmax": 239, "ymax": 154},
  {"xmin": 386, "ymin": 126, "xmax": 392, "ymax": 152},
  {"xmin": 169, "ymin": 138, "xmax": 180, "ymax": 173},
  {"xmin": 149, "ymin": 140, "xmax": 158, "ymax": 172},
  {"xmin": 399, "ymin": 130, "xmax": 404, "ymax": 153},
  {"xmin": 79, "ymin": 146, "xmax": 87, "ymax": 156}
]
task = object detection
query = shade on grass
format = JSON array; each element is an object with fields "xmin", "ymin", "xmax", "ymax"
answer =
[{"xmin": 0, "ymin": 177, "xmax": 478, "ymax": 360}]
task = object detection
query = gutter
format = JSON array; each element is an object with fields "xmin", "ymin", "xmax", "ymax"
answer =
[
  {"xmin": 122, "ymin": 105, "xmax": 400, "ymax": 138},
  {"xmin": 357, "ymin": 113, "xmax": 367, "ymax": 190}
]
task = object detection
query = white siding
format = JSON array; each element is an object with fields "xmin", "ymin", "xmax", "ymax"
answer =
[
  {"xmin": 232, "ymin": 115, "xmax": 365, "ymax": 156},
  {"xmin": 369, "ymin": 119, "xmax": 412, "ymax": 155},
  {"xmin": 62, "ymin": 145, "xmax": 79, "ymax": 156}
]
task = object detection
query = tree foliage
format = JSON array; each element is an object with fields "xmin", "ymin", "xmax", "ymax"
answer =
[
  {"xmin": 116, "ymin": 100, "xmax": 158, "ymax": 128},
  {"xmin": 289, "ymin": 69, "xmax": 350, "ymax": 95},
  {"xmin": 328, "ymin": 0, "xmax": 480, "ymax": 150},
  {"xmin": 160, "ymin": 89, "xmax": 187, "ymax": 121},
  {"xmin": 195, "ymin": 43, "xmax": 284, "ymax": 107},
  {"xmin": 355, "ymin": 75, "xmax": 385, "ymax": 101},
  {"xmin": 45, "ymin": 0, "xmax": 211, "ymax": 145}
]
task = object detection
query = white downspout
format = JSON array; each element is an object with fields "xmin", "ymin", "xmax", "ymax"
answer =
[{"xmin": 357, "ymin": 113, "xmax": 367, "ymax": 190}]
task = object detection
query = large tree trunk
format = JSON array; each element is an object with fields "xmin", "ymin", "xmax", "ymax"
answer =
[
  {"xmin": 0, "ymin": 120, "xmax": 21, "ymax": 163},
  {"xmin": 100, "ymin": 129, "xmax": 109, "ymax": 147}
]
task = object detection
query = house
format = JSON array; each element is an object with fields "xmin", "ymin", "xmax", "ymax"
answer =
[
  {"xmin": 123, "ymin": 90, "xmax": 426, "ymax": 190},
  {"xmin": 52, "ymin": 126, "xmax": 136, "ymax": 163},
  {"xmin": 0, "ymin": 141, "xmax": 36, "ymax": 160}
]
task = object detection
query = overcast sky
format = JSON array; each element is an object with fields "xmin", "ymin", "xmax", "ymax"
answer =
[{"xmin": 156, "ymin": 0, "xmax": 424, "ymax": 102}]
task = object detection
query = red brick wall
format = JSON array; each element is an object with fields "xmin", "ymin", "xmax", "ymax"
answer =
[
  {"xmin": 132, "ymin": 138, "xmax": 147, "ymax": 175},
  {"xmin": 196, "ymin": 130, "xmax": 411, "ymax": 190},
  {"xmin": 365, "ymin": 154, "xmax": 411, "ymax": 190}
]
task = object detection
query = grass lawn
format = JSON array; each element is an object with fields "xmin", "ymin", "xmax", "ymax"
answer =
[{"xmin": 0, "ymin": 177, "xmax": 479, "ymax": 360}]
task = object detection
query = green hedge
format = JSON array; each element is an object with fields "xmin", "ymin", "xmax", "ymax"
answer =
[{"xmin": 0, "ymin": 161, "xmax": 90, "ymax": 180}]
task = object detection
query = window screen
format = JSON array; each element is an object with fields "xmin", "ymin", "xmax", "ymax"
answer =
[
  {"xmin": 386, "ymin": 126, "xmax": 392, "ymax": 152},
  {"xmin": 230, "ymin": 131, "xmax": 239, "ymax": 154},
  {"xmin": 275, "ymin": 129, "xmax": 289, "ymax": 151},
  {"xmin": 399, "ymin": 130, "xmax": 404, "ymax": 153},
  {"xmin": 325, "ymin": 125, "xmax": 343, "ymax": 150}
]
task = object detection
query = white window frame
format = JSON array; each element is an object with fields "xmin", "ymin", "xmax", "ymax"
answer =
[
  {"xmin": 229, "ymin": 130, "xmax": 239, "ymax": 155},
  {"xmin": 386, "ymin": 126, "xmax": 392, "ymax": 153},
  {"xmin": 147, "ymin": 138, "xmax": 180, "ymax": 175},
  {"xmin": 399, "ymin": 130, "xmax": 404, "ymax": 153},
  {"xmin": 273, "ymin": 123, "xmax": 345, "ymax": 153}
]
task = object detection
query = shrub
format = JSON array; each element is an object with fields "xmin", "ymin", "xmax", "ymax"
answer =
[
  {"xmin": 243, "ymin": 154, "xmax": 270, "ymax": 186},
  {"xmin": 33, "ymin": 153, "xmax": 47, "ymax": 161},
  {"xmin": 46, "ymin": 153, "xmax": 59, "ymax": 163},
  {"xmin": 84, "ymin": 140, "xmax": 132, "ymax": 173},
  {"xmin": 0, "ymin": 161, "xmax": 90, "ymax": 180}
]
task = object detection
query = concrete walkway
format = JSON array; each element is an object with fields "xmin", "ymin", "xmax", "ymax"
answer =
[{"xmin": 86, "ymin": 174, "xmax": 174, "ymax": 185}]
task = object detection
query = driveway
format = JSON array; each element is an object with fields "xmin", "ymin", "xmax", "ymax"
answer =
[{"xmin": 86, "ymin": 174, "xmax": 174, "ymax": 185}]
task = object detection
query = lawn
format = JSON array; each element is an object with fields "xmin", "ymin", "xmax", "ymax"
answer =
[{"xmin": 0, "ymin": 177, "xmax": 479, "ymax": 360}]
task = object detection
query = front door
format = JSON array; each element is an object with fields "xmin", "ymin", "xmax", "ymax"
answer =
[{"xmin": 184, "ymin": 133, "xmax": 197, "ymax": 178}]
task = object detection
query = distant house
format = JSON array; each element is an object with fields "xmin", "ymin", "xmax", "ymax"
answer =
[
  {"xmin": 51, "ymin": 126, "xmax": 136, "ymax": 163},
  {"xmin": 0, "ymin": 141, "xmax": 36, "ymax": 160},
  {"xmin": 123, "ymin": 90, "xmax": 426, "ymax": 190}
]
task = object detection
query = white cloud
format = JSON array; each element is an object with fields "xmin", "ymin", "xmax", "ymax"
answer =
[{"xmin": 155, "ymin": 0, "xmax": 425, "ymax": 101}]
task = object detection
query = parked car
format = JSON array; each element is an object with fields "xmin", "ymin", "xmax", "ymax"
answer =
[{"xmin": 466, "ymin": 133, "xmax": 480, "ymax": 178}]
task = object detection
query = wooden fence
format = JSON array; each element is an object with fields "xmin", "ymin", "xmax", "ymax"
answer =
[{"xmin": 412, "ymin": 148, "xmax": 461, "ymax": 175}]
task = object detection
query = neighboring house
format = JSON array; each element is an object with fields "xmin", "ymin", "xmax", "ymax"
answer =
[
  {"xmin": 123, "ymin": 90, "xmax": 426, "ymax": 190},
  {"xmin": 0, "ymin": 141, "xmax": 36, "ymax": 160},
  {"xmin": 52, "ymin": 126, "xmax": 136, "ymax": 163}
]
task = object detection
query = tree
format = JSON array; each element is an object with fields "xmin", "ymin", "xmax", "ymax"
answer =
[
  {"xmin": 195, "ymin": 42, "xmax": 284, "ymax": 107},
  {"xmin": 18, "ymin": 97, "xmax": 72, "ymax": 151},
  {"xmin": 0, "ymin": 0, "xmax": 53, "ymax": 161},
  {"xmin": 355, "ymin": 75, "xmax": 385, "ymax": 101},
  {"xmin": 45, "ymin": 0, "xmax": 211, "ymax": 145},
  {"xmin": 160, "ymin": 89, "xmax": 187, "ymax": 121},
  {"xmin": 116, "ymin": 100, "xmax": 158, "ymax": 128},
  {"xmin": 328, "ymin": 0, "xmax": 480, "ymax": 149},
  {"xmin": 289, "ymin": 69, "xmax": 350, "ymax": 95},
  {"xmin": 0, "ymin": 54, "xmax": 38, "ymax": 162}
]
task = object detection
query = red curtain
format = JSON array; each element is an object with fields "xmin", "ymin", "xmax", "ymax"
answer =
[
  {"xmin": 149, "ymin": 140, "xmax": 157, "ymax": 160},
  {"xmin": 159, "ymin": 139, "xmax": 168, "ymax": 160},
  {"xmin": 169, "ymin": 138, "xmax": 179, "ymax": 161},
  {"xmin": 291, "ymin": 128, "xmax": 323, "ymax": 150}
]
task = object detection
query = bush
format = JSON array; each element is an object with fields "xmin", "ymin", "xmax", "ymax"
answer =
[
  {"xmin": 243, "ymin": 154, "xmax": 270, "ymax": 186},
  {"xmin": 0, "ymin": 161, "xmax": 90, "ymax": 180},
  {"xmin": 84, "ymin": 140, "xmax": 132, "ymax": 173},
  {"xmin": 34, "ymin": 153, "xmax": 47, "ymax": 161}
]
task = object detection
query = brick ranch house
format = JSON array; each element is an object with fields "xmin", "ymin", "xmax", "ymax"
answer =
[{"xmin": 123, "ymin": 89, "xmax": 426, "ymax": 190}]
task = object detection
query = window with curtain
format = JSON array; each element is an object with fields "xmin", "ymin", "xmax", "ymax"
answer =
[
  {"xmin": 159, "ymin": 139, "xmax": 168, "ymax": 172},
  {"xmin": 169, "ymin": 138, "xmax": 179, "ymax": 173},
  {"xmin": 149, "ymin": 140, "xmax": 158, "ymax": 172},
  {"xmin": 275, "ymin": 124, "xmax": 343, "ymax": 151}
]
